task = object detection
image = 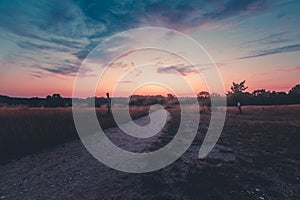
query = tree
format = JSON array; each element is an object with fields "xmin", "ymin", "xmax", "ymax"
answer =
[
  {"xmin": 252, "ymin": 89, "xmax": 269, "ymax": 97},
  {"xmin": 287, "ymin": 84, "xmax": 300, "ymax": 104},
  {"xmin": 197, "ymin": 91, "xmax": 210, "ymax": 99},
  {"xmin": 229, "ymin": 80, "xmax": 248, "ymax": 95},
  {"xmin": 227, "ymin": 80, "xmax": 250, "ymax": 106},
  {"xmin": 44, "ymin": 94, "xmax": 65, "ymax": 107},
  {"xmin": 197, "ymin": 91, "xmax": 211, "ymax": 107},
  {"xmin": 166, "ymin": 93, "xmax": 178, "ymax": 105},
  {"xmin": 52, "ymin": 93, "xmax": 61, "ymax": 99},
  {"xmin": 251, "ymin": 89, "xmax": 271, "ymax": 105},
  {"xmin": 167, "ymin": 93, "xmax": 175, "ymax": 99},
  {"xmin": 289, "ymin": 84, "xmax": 300, "ymax": 95}
]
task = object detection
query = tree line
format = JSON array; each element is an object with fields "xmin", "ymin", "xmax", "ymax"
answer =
[
  {"xmin": 197, "ymin": 81, "xmax": 300, "ymax": 106},
  {"xmin": 0, "ymin": 82, "xmax": 299, "ymax": 107}
]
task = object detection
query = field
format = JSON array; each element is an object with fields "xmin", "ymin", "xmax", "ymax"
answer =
[
  {"xmin": 0, "ymin": 105, "xmax": 299, "ymax": 199},
  {"xmin": 0, "ymin": 106, "xmax": 150, "ymax": 162}
]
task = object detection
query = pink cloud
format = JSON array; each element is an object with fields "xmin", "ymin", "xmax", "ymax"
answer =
[{"xmin": 252, "ymin": 65, "xmax": 300, "ymax": 77}]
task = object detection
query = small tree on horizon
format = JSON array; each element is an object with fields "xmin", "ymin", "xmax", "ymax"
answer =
[
  {"xmin": 289, "ymin": 84, "xmax": 300, "ymax": 95},
  {"xmin": 228, "ymin": 80, "xmax": 248, "ymax": 95},
  {"xmin": 44, "ymin": 93, "xmax": 64, "ymax": 107},
  {"xmin": 167, "ymin": 93, "xmax": 175, "ymax": 99},
  {"xmin": 227, "ymin": 80, "xmax": 250, "ymax": 105},
  {"xmin": 197, "ymin": 91, "xmax": 211, "ymax": 109}
]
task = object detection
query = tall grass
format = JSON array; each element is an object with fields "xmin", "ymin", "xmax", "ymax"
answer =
[{"xmin": 0, "ymin": 106, "xmax": 150, "ymax": 163}]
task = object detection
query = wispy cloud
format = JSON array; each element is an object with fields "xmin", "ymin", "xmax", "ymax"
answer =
[
  {"xmin": 241, "ymin": 32, "xmax": 291, "ymax": 48},
  {"xmin": 0, "ymin": 0, "xmax": 285, "ymax": 77},
  {"xmin": 156, "ymin": 63, "xmax": 211, "ymax": 76},
  {"xmin": 157, "ymin": 65, "xmax": 193, "ymax": 76},
  {"xmin": 37, "ymin": 66, "xmax": 79, "ymax": 76},
  {"xmin": 109, "ymin": 62, "xmax": 128, "ymax": 69},
  {"xmin": 238, "ymin": 44, "xmax": 300, "ymax": 59},
  {"xmin": 139, "ymin": 0, "xmax": 271, "ymax": 31},
  {"xmin": 252, "ymin": 65, "xmax": 300, "ymax": 77},
  {"xmin": 117, "ymin": 80, "xmax": 134, "ymax": 84}
]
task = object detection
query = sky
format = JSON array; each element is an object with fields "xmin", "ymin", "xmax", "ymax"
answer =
[{"xmin": 0, "ymin": 0, "xmax": 299, "ymax": 97}]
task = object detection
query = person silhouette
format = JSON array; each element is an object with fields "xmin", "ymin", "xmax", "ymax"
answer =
[
  {"xmin": 237, "ymin": 101, "xmax": 242, "ymax": 114},
  {"xmin": 106, "ymin": 92, "xmax": 111, "ymax": 115}
]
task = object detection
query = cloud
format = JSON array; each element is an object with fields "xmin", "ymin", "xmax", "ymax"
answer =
[
  {"xmin": 117, "ymin": 80, "xmax": 134, "ymax": 84},
  {"xmin": 238, "ymin": 44, "xmax": 300, "ymax": 59},
  {"xmin": 241, "ymin": 32, "xmax": 291, "ymax": 47},
  {"xmin": 109, "ymin": 62, "xmax": 128, "ymax": 68},
  {"xmin": 0, "ymin": 0, "xmax": 91, "ymax": 77},
  {"xmin": 252, "ymin": 65, "xmax": 300, "ymax": 77},
  {"xmin": 17, "ymin": 41, "xmax": 71, "ymax": 52},
  {"xmin": 0, "ymin": 0, "xmax": 275, "ymax": 76},
  {"xmin": 157, "ymin": 64, "xmax": 201, "ymax": 76},
  {"xmin": 37, "ymin": 65, "xmax": 79, "ymax": 76},
  {"xmin": 138, "ymin": 0, "xmax": 272, "ymax": 31}
]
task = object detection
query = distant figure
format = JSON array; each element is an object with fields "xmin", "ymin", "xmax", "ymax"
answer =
[
  {"xmin": 237, "ymin": 101, "xmax": 242, "ymax": 113},
  {"xmin": 106, "ymin": 92, "xmax": 111, "ymax": 115}
]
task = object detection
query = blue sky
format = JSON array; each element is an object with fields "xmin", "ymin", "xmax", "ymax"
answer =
[{"xmin": 0, "ymin": 0, "xmax": 299, "ymax": 97}]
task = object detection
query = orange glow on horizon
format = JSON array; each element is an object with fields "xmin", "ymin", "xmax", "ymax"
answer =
[{"xmin": 1, "ymin": 62, "xmax": 297, "ymax": 98}]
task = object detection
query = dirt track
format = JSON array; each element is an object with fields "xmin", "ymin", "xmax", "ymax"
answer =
[{"xmin": 0, "ymin": 106, "xmax": 299, "ymax": 199}]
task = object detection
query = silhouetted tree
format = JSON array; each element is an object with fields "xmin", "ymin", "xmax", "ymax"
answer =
[
  {"xmin": 167, "ymin": 94, "xmax": 175, "ymax": 99},
  {"xmin": 166, "ymin": 94, "xmax": 179, "ymax": 105},
  {"xmin": 286, "ymin": 84, "xmax": 300, "ymax": 104},
  {"xmin": 227, "ymin": 80, "xmax": 251, "ymax": 106},
  {"xmin": 229, "ymin": 80, "xmax": 248, "ymax": 94},
  {"xmin": 197, "ymin": 91, "xmax": 210, "ymax": 99},
  {"xmin": 44, "ymin": 94, "xmax": 65, "ymax": 107},
  {"xmin": 251, "ymin": 89, "xmax": 270, "ymax": 105},
  {"xmin": 197, "ymin": 91, "xmax": 211, "ymax": 108},
  {"xmin": 252, "ymin": 89, "xmax": 269, "ymax": 97},
  {"xmin": 289, "ymin": 84, "xmax": 300, "ymax": 95}
]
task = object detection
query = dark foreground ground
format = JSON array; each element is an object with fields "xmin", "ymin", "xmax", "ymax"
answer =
[{"xmin": 0, "ymin": 105, "xmax": 299, "ymax": 199}]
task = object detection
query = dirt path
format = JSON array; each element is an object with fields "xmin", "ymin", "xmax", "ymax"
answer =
[{"xmin": 0, "ymin": 110, "xmax": 175, "ymax": 199}]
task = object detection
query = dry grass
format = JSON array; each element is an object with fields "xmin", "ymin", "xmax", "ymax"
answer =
[
  {"xmin": 0, "ymin": 105, "xmax": 299, "ymax": 198},
  {"xmin": 141, "ymin": 105, "xmax": 300, "ymax": 199},
  {"xmin": 226, "ymin": 104, "xmax": 300, "ymax": 121},
  {"xmin": 0, "ymin": 106, "xmax": 150, "ymax": 162}
]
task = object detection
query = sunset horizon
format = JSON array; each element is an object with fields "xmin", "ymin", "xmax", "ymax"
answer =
[
  {"xmin": 1, "ymin": 1, "xmax": 300, "ymax": 98},
  {"xmin": 0, "ymin": 81, "xmax": 299, "ymax": 99},
  {"xmin": 1, "ymin": 1, "xmax": 300, "ymax": 199}
]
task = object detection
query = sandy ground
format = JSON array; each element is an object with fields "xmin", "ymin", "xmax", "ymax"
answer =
[{"xmin": 0, "ymin": 106, "xmax": 299, "ymax": 199}]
